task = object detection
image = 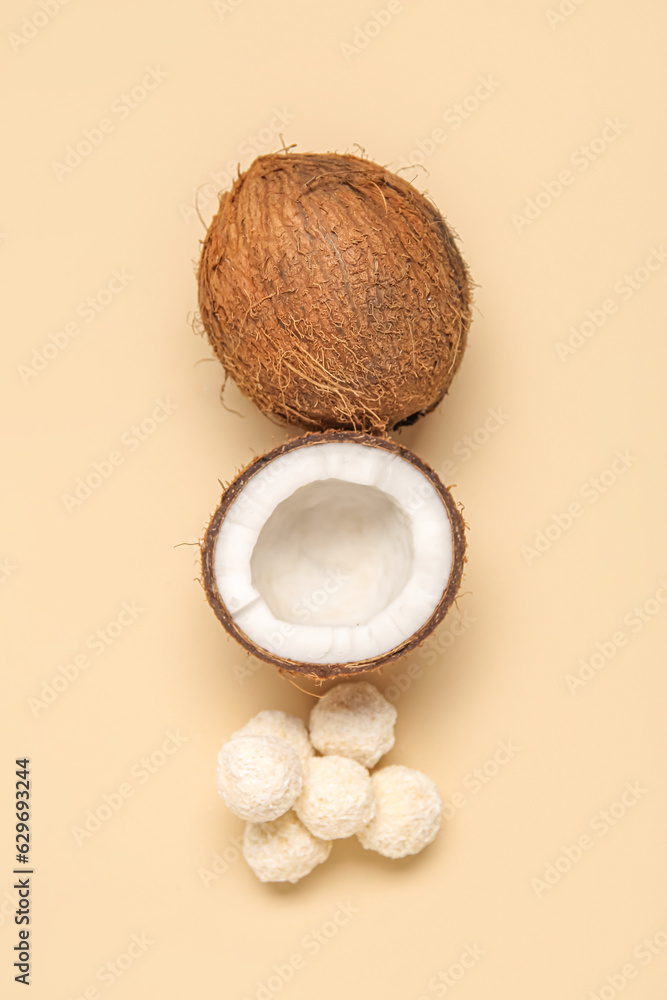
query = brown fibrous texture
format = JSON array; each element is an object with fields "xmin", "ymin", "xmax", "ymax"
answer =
[{"xmin": 198, "ymin": 152, "xmax": 471, "ymax": 434}]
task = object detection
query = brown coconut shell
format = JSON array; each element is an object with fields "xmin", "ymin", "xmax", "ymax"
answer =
[
  {"xmin": 198, "ymin": 152, "xmax": 471, "ymax": 434},
  {"xmin": 201, "ymin": 431, "xmax": 466, "ymax": 679}
]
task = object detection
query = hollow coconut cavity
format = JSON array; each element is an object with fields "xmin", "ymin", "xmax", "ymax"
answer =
[{"xmin": 202, "ymin": 431, "xmax": 465, "ymax": 678}]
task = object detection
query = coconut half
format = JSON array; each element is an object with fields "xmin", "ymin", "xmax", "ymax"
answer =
[{"xmin": 201, "ymin": 432, "xmax": 465, "ymax": 678}]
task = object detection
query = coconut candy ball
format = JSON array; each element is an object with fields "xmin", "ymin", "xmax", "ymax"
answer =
[
  {"xmin": 295, "ymin": 756, "xmax": 375, "ymax": 841},
  {"xmin": 232, "ymin": 710, "xmax": 314, "ymax": 767},
  {"xmin": 309, "ymin": 681, "xmax": 397, "ymax": 768},
  {"xmin": 357, "ymin": 765, "xmax": 442, "ymax": 859},
  {"xmin": 216, "ymin": 734, "xmax": 302, "ymax": 822},
  {"xmin": 243, "ymin": 811, "xmax": 331, "ymax": 884}
]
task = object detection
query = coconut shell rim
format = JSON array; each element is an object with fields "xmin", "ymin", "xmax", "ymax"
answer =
[{"xmin": 201, "ymin": 430, "xmax": 466, "ymax": 679}]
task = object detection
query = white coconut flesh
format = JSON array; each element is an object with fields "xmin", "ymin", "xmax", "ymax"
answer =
[{"xmin": 213, "ymin": 441, "xmax": 453, "ymax": 664}]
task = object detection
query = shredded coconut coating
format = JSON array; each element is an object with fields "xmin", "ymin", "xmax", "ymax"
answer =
[
  {"xmin": 232, "ymin": 710, "xmax": 314, "ymax": 767},
  {"xmin": 309, "ymin": 681, "xmax": 397, "ymax": 768},
  {"xmin": 216, "ymin": 735, "xmax": 302, "ymax": 822},
  {"xmin": 295, "ymin": 756, "xmax": 375, "ymax": 840},
  {"xmin": 243, "ymin": 810, "xmax": 332, "ymax": 883},
  {"xmin": 357, "ymin": 765, "xmax": 442, "ymax": 859}
]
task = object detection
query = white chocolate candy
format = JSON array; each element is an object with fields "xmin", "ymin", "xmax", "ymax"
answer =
[
  {"xmin": 232, "ymin": 710, "xmax": 314, "ymax": 767},
  {"xmin": 309, "ymin": 681, "xmax": 397, "ymax": 768},
  {"xmin": 216, "ymin": 735, "xmax": 302, "ymax": 822},
  {"xmin": 357, "ymin": 765, "xmax": 442, "ymax": 859},
  {"xmin": 295, "ymin": 756, "xmax": 375, "ymax": 840},
  {"xmin": 243, "ymin": 811, "xmax": 331, "ymax": 883}
]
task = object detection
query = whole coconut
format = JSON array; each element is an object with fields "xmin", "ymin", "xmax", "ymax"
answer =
[{"xmin": 198, "ymin": 151, "xmax": 471, "ymax": 434}]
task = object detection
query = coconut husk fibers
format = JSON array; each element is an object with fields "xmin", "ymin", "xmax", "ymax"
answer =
[
  {"xmin": 198, "ymin": 152, "xmax": 471, "ymax": 434},
  {"xmin": 201, "ymin": 431, "xmax": 466, "ymax": 679}
]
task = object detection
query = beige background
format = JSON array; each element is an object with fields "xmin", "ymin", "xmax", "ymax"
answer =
[{"xmin": 2, "ymin": 0, "xmax": 667, "ymax": 997}]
